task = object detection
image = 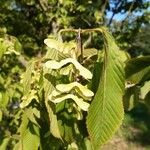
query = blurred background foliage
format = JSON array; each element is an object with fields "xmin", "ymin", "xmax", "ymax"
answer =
[
  {"xmin": 0, "ymin": 0, "xmax": 150, "ymax": 56},
  {"xmin": 0, "ymin": 0, "xmax": 150, "ymax": 149}
]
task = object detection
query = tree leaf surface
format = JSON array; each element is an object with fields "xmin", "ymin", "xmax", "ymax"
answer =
[{"xmin": 87, "ymin": 27, "xmax": 125, "ymax": 149}]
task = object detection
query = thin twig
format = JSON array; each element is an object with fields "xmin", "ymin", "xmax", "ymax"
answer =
[
  {"xmin": 120, "ymin": 0, "xmax": 135, "ymax": 28},
  {"xmin": 76, "ymin": 28, "xmax": 83, "ymax": 62},
  {"xmin": 107, "ymin": 1, "xmax": 122, "ymax": 26}
]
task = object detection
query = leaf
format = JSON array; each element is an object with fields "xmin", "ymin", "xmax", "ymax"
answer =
[
  {"xmin": 18, "ymin": 111, "xmax": 29, "ymax": 137},
  {"xmin": 58, "ymin": 117, "xmax": 75, "ymax": 144},
  {"xmin": 0, "ymin": 39, "xmax": 7, "ymax": 59},
  {"xmin": 140, "ymin": 80, "xmax": 150, "ymax": 99},
  {"xmin": 0, "ymin": 109, "xmax": 2, "ymax": 121},
  {"xmin": 82, "ymin": 48, "xmax": 98, "ymax": 59},
  {"xmin": 144, "ymin": 91, "xmax": 150, "ymax": 111},
  {"xmin": 17, "ymin": 112, "xmax": 40, "ymax": 150},
  {"xmin": 91, "ymin": 62, "xmax": 103, "ymax": 93},
  {"xmin": 68, "ymin": 142, "xmax": 78, "ymax": 150},
  {"xmin": 91, "ymin": 50, "xmax": 104, "ymax": 93},
  {"xmin": 45, "ymin": 58, "xmax": 92, "ymax": 79},
  {"xmin": 84, "ymin": 138, "xmax": 93, "ymax": 150},
  {"xmin": 14, "ymin": 40, "xmax": 22, "ymax": 52},
  {"xmin": 49, "ymin": 93, "xmax": 90, "ymax": 111},
  {"xmin": 21, "ymin": 123, "xmax": 40, "ymax": 150},
  {"xmin": 44, "ymin": 38, "xmax": 76, "ymax": 57},
  {"xmin": 123, "ymin": 86, "xmax": 140, "ymax": 111},
  {"xmin": 0, "ymin": 138, "xmax": 10, "ymax": 150},
  {"xmin": 21, "ymin": 61, "xmax": 35, "ymax": 95},
  {"xmin": 87, "ymin": 27, "xmax": 125, "ymax": 149},
  {"xmin": 43, "ymin": 49, "xmax": 62, "ymax": 139},
  {"xmin": 20, "ymin": 90, "xmax": 38, "ymax": 108},
  {"xmin": 125, "ymin": 56, "xmax": 150, "ymax": 84},
  {"xmin": 2, "ymin": 35, "xmax": 20, "ymax": 55},
  {"xmin": 25, "ymin": 107, "xmax": 40, "ymax": 126},
  {"xmin": 118, "ymin": 50, "xmax": 130, "ymax": 64},
  {"xmin": 44, "ymin": 38, "xmax": 62, "ymax": 51},
  {"xmin": 0, "ymin": 92, "xmax": 9, "ymax": 108}
]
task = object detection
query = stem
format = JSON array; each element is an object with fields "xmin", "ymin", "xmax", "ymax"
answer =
[
  {"xmin": 76, "ymin": 28, "xmax": 83, "ymax": 63},
  {"xmin": 58, "ymin": 28, "xmax": 103, "ymax": 35}
]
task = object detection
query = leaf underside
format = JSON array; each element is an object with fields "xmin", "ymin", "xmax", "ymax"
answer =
[{"xmin": 87, "ymin": 27, "xmax": 125, "ymax": 149}]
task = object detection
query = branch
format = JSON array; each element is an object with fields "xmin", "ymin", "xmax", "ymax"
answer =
[
  {"xmin": 107, "ymin": 1, "xmax": 122, "ymax": 26},
  {"xmin": 120, "ymin": 0, "xmax": 135, "ymax": 28}
]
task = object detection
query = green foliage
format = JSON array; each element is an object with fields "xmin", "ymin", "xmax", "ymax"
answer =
[
  {"xmin": 0, "ymin": 138, "xmax": 10, "ymax": 150},
  {"xmin": 87, "ymin": 28, "xmax": 125, "ymax": 149},
  {"xmin": 125, "ymin": 56, "xmax": 150, "ymax": 84},
  {"xmin": 15, "ymin": 27, "xmax": 126, "ymax": 149},
  {"xmin": 0, "ymin": 1, "xmax": 150, "ymax": 149},
  {"xmin": 123, "ymin": 86, "xmax": 140, "ymax": 111},
  {"xmin": 1, "ymin": 23, "xmax": 150, "ymax": 149},
  {"xmin": 43, "ymin": 48, "xmax": 62, "ymax": 140},
  {"xmin": 123, "ymin": 56, "xmax": 150, "ymax": 113},
  {"xmin": 14, "ymin": 111, "xmax": 40, "ymax": 150}
]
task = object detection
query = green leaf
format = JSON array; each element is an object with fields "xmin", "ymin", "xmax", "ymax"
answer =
[
  {"xmin": 84, "ymin": 138, "xmax": 93, "ymax": 150},
  {"xmin": 123, "ymin": 86, "xmax": 140, "ymax": 111},
  {"xmin": 0, "ymin": 39, "xmax": 7, "ymax": 59},
  {"xmin": 2, "ymin": 35, "xmax": 20, "ymax": 55},
  {"xmin": 17, "ymin": 112, "xmax": 40, "ymax": 150},
  {"xmin": 44, "ymin": 38, "xmax": 76, "ymax": 57},
  {"xmin": 44, "ymin": 38, "xmax": 62, "ymax": 51},
  {"xmin": 87, "ymin": 27, "xmax": 125, "ymax": 149},
  {"xmin": 45, "ymin": 48, "xmax": 69, "ymax": 60},
  {"xmin": 125, "ymin": 56, "xmax": 150, "ymax": 84},
  {"xmin": 43, "ymin": 49, "xmax": 62, "ymax": 139},
  {"xmin": 82, "ymin": 48, "xmax": 98, "ymax": 59},
  {"xmin": 0, "ymin": 109, "xmax": 2, "ymax": 121},
  {"xmin": 144, "ymin": 91, "xmax": 150, "ymax": 112},
  {"xmin": 25, "ymin": 107, "xmax": 40, "ymax": 126},
  {"xmin": 0, "ymin": 92, "xmax": 9, "ymax": 108},
  {"xmin": 21, "ymin": 123, "xmax": 40, "ymax": 150},
  {"xmin": 21, "ymin": 61, "xmax": 35, "ymax": 95},
  {"xmin": 58, "ymin": 118, "xmax": 75, "ymax": 144},
  {"xmin": 91, "ymin": 50, "xmax": 104, "ymax": 93},
  {"xmin": 118, "ymin": 50, "xmax": 130, "ymax": 64},
  {"xmin": 0, "ymin": 138, "xmax": 10, "ymax": 150},
  {"xmin": 14, "ymin": 40, "xmax": 22, "ymax": 52},
  {"xmin": 68, "ymin": 142, "xmax": 78, "ymax": 150},
  {"xmin": 140, "ymin": 80, "xmax": 150, "ymax": 99},
  {"xmin": 20, "ymin": 90, "xmax": 38, "ymax": 108},
  {"xmin": 91, "ymin": 62, "xmax": 103, "ymax": 93}
]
